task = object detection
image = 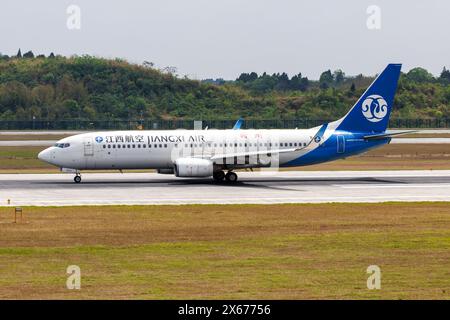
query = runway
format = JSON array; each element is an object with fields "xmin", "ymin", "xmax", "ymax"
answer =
[{"xmin": 0, "ymin": 170, "xmax": 449, "ymax": 206}]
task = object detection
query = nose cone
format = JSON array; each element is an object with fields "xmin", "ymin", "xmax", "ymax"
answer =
[{"xmin": 38, "ymin": 148, "xmax": 52, "ymax": 163}]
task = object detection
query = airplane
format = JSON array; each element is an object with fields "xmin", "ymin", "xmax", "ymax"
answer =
[{"xmin": 38, "ymin": 64, "xmax": 411, "ymax": 183}]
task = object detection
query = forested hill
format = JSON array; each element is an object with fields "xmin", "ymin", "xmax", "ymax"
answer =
[{"xmin": 0, "ymin": 53, "xmax": 449, "ymax": 121}]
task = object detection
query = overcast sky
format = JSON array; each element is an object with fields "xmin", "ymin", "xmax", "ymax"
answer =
[{"xmin": 1, "ymin": 0, "xmax": 449, "ymax": 79}]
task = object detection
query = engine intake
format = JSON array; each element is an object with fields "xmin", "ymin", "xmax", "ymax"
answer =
[{"xmin": 174, "ymin": 158, "xmax": 213, "ymax": 177}]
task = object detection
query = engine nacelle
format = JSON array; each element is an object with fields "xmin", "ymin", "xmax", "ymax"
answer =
[{"xmin": 174, "ymin": 158, "xmax": 213, "ymax": 177}]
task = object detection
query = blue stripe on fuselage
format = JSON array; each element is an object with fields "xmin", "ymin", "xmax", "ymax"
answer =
[{"xmin": 282, "ymin": 131, "xmax": 390, "ymax": 167}]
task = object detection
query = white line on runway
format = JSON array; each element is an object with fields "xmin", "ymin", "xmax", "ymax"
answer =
[{"xmin": 334, "ymin": 183, "xmax": 450, "ymax": 189}]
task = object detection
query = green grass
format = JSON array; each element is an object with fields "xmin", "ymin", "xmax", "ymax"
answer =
[{"xmin": 0, "ymin": 203, "xmax": 449, "ymax": 299}]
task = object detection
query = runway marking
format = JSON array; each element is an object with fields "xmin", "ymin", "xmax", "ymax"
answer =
[{"xmin": 335, "ymin": 183, "xmax": 450, "ymax": 189}]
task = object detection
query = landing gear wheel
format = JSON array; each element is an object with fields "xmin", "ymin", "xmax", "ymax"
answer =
[
  {"xmin": 225, "ymin": 171, "xmax": 238, "ymax": 183},
  {"xmin": 213, "ymin": 171, "xmax": 225, "ymax": 182},
  {"xmin": 74, "ymin": 175, "xmax": 81, "ymax": 183}
]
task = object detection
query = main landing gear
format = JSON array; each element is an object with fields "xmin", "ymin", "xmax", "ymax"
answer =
[
  {"xmin": 74, "ymin": 173, "xmax": 81, "ymax": 183},
  {"xmin": 213, "ymin": 171, "xmax": 238, "ymax": 183}
]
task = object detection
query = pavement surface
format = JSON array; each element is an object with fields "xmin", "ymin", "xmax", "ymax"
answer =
[{"xmin": 0, "ymin": 171, "xmax": 449, "ymax": 206}]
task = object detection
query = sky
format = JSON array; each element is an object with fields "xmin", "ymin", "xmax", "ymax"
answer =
[{"xmin": 1, "ymin": 0, "xmax": 449, "ymax": 80}]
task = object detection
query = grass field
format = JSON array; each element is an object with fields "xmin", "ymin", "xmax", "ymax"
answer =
[
  {"xmin": 0, "ymin": 203, "xmax": 449, "ymax": 299},
  {"xmin": 0, "ymin": 135, "xmax": 70, "ymax": 141},
  {"xmin": 0, "ymin": 143, "xmax": 449, "ymax": 173}
]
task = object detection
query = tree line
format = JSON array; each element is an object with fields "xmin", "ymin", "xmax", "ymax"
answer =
[{"xmin": 0, "ymin": 50, "xmax": 449, "ymax": 122}]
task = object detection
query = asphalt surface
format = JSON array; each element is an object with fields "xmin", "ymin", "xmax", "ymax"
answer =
[{"xmin": 0, "ymin": 171, "xmax": 449, "ymax": 206}]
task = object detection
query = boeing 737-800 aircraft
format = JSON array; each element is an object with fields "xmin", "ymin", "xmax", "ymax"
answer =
[{"xmin": 38, "ymin": 64, "xmax": 410, "ymax": 183}]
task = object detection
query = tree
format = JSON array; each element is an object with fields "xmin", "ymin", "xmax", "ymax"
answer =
[
  {"xmin": 290, "ymin": 73, "xmax": 309, "ymax": 91},
  {"xmin": 406, "ymin": 67, "xmax": 434, "ymax": 82},
  {"xmin": 439, "ymin": 67, "xmax": 450, "ymax": 83},
  {"xmin": 23, "ymin": 50, "xmax": 35, "ymax": 58},
  {"xmin": 319, "ymin": 70, "xmax": 333, "ymax": 89},
  {"xmin": 237, "ymin": 72, "xmax": 258, "ymax": 82},
  {"xmin": 143, "ymin": 61, "xmax": 154, "ymax": 68},
  {"xmin": 274, "ymin": 72, "xmax": 290, "ymax": 91},
  {"xmin": 333, "ymin": 69, "xmax": 345, "ymax": 84},
  {"xmin": 16, "ymin": 48, "xmax": 22, "ymax": 58}
]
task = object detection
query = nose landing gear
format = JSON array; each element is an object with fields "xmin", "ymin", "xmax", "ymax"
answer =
[{"xmin": 74, "ymin": 173, "xmax": 81, "ymax": 183}]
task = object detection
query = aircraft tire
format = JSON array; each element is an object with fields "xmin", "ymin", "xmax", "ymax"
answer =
[
  {"xmin": 213, "ymin": 171, "xmax": 225, "ymax": 181},
  {"xmin": 225, "ymin": 171, "xmax": 238, "ymax": 183}
]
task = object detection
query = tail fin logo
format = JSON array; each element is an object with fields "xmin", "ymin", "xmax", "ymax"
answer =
[{"xmin": 361, "ymin": 95, "xmax": 388, "ymax": 122}]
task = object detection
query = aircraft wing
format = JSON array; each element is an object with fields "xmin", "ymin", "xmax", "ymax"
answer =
[
  {"xmin": 209, "ymin": 147, "xmax": 300, "ymax": 161},
  {"xmin": 207, "ymin": 123, "xmax": 328, "ymax": 161}
]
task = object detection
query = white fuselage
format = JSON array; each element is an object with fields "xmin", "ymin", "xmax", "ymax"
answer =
[{"xmin": 38, "ymin": 128, "xmax": 321, "ymax": 170}]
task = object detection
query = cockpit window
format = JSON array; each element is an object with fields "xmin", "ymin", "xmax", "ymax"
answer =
[{"xmin": 54, "ymin": 143, "xmax": 70, "ymax": 148}]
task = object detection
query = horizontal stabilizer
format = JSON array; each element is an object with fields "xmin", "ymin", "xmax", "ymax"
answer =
[{"xmin": 363, "ymin": 130, "xmax": 417, "ymax": 140}]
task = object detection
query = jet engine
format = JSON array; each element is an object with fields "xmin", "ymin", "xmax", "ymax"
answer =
[{"xmin": 174, "ymin": 158, "xmax": 213, "ymax": 177}]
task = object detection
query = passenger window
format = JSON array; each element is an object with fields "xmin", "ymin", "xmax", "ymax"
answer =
[
  {"xmin": 159, "ymin": 144, "xmax": 162, "ymax": 148},
  {"xmin": 118, "ymin": 145, "xmax": 121, "ymax": 149},
  {"xmin": 154, "ymin": 144, "xmax": 157, "ymax": 148},
  {"xmin": 143, "ymin": 144, "xmax": 146, "ymax": 148},
  {"xmin": 113, "ymin": 145, "xmax": 116, "ymax": 148},
  {"xmin": 108, "ymin": 145, "xmax": 111, "ymax": 149},
  {"xmin": 132, "ymin": 145, "xmax": 135, "ymax": 148},
  {"xmin": 164, "ymin": 144, "xmax": 167, "ymax": 148},
  {"xmin": 103, "ymin": 145, "xmax": 106, "ymax": 149}
]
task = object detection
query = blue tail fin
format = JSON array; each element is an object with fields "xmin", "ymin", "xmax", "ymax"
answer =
[{"xmin": 336, "ymin": 64, "xmax": 401, "ymax": 133}]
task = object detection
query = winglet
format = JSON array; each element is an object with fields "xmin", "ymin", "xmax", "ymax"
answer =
[{"xmin": 233, "ymin": 118, "xmax": 244, "ymax": 130}]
